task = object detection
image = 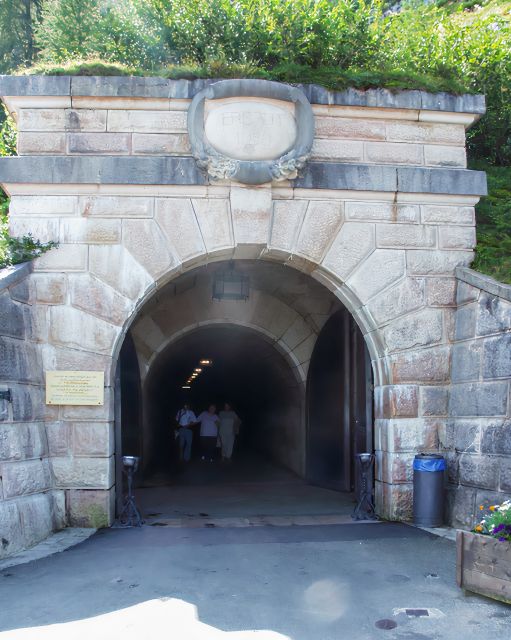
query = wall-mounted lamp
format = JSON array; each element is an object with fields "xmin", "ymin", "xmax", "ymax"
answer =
[
  {"xmin": 119, "ymin": 456, "xmax": 143, "ymax": 527},
  {"xmin": 352, "ymin": 453, "xmax": 377, "ymax": 521},
  {"xmin": 212, "ymin": 262, "xmax": 249, "ymax": 301},
  {"xmin": 0, "ymin": 389, "xmax": 12, "ymax": 402}
]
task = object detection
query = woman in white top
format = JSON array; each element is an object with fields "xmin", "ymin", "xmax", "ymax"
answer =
[
  {"xmin": 218, "ymin": 402, "xmax": 241, "ymax": 462},
  {"xmin": 197, "ymin": 404, "xmax": 220, "ymax": 461}
]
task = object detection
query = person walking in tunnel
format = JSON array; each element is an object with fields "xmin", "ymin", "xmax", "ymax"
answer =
[
  {"xmin": 218, "ymin": 402, "xmax": 241, "ymax": 462},
  {"xmin": 175, "ymin": 403, "xmax": 197, "ymax": 462},
  {"xmin": 197, "ymin": 404, "xmax": 220, "ymax": 462}
]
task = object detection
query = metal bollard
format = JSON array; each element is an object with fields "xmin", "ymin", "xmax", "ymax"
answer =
[{"xmin": 352, "ymin": 453, "xmax": 377, "ymax": 521}]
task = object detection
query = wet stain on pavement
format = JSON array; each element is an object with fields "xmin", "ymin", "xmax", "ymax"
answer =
[
  {"xmin": 375, "ymin": 619, "xmax": 398, "ymax": 630},
  {"xmin": 386, "ymin": 574, "xmax": 411, "ymax": 584}
]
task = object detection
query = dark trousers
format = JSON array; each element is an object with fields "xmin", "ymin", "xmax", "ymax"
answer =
[
  {"xmin": 200, "ymin": 436, "xmax": 217, "ymax": 460},
  {"xmin": 178, "ymin": 427, "xmax": 193, "ymax": 461}
]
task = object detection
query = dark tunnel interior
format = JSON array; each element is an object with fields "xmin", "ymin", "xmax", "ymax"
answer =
[{"xmin": 121, "ymin": 325, "xmax": 303, "ymax": 480}]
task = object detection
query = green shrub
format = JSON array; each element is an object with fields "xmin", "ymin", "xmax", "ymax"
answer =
[
  {"xmin": 0, "ymin": 108, "xmax": 57, "ymax": 269},
  {"xmin": 472, "ymin": 163, "xmax": 511, "ymax": 283},
  {"xmin": 375, "ymin": 3, "xmax": 511, "ymax": 165},
  {"xmin": 0, "ymin": 109, "xmax": 16, "ymax": 157},
  {"xmin": 0, "ymin": 189, "xmax": 58, "ymax": 269},
  {"xmin": 150, "ymin": 0, "xmax": 379, "ymax": 69}
]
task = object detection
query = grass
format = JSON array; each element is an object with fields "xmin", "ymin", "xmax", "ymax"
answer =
[{"xmin": 21, "ymin": 59, "xmax": 474, "ymax": 94}]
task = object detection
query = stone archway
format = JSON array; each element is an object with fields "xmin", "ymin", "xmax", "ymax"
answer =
[
  {"xmin": 0, "ymin": 75, "xmax": 487, "ymax": 542},
  {"xmin": 12, "ymin": 198, "xmax": 448, "ymax": 527},
  {"xmin": 112, "ymin": 258, "xmax": 377, "ymax": 504}
]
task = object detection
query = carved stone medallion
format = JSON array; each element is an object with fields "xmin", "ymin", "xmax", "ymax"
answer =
[{"xmin": 187, "ymin": 79, "xmax": 314, "ymax": 185}]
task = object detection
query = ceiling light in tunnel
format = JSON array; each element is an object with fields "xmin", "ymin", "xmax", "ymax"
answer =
[
  {"xmin": 194, "ymin": 368, "xmax": 202, "ymax": 373},
  {"xmin": 182, "ymin": 385, "xmax": 191, "ymax": 389},
  {"xmin": 212, "ymin": 262, "xmax": 249, "ymax": 301},
  {"xmin": 199, "ymin": 359, "xmax": 213, "ymax": 366}
]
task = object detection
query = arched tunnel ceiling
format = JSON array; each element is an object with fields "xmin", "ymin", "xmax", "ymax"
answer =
[
  {"xmin": 139, "ymin": 260, "xmax": 342, "ymax": 330},
  {"xmin": 129, "ymin": 260, "xmax": 344, "ymax": 385}
]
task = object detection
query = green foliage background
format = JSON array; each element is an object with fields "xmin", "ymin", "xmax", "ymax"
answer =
[{"xmin": 0, "ymin": 0, "xmax": 509, "ymax": 281}]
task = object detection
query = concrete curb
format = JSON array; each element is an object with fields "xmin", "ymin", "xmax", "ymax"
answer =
[{"xmin": 0, "ymin": 528, "xmax": 97, "ymax": 571}]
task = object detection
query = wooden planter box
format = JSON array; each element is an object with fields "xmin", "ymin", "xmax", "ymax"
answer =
[{"xmin": 457, "ymin": 530, "xmax": 511, "ymax": 604}]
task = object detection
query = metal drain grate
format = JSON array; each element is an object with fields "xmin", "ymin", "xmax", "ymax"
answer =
[
  {"xmin": 405, "ymin": 609, "xmax": 430, "ymax": 617},
  {"xmin": 393, "ymin": 607, "xmax": 445, "ymax": 619}
]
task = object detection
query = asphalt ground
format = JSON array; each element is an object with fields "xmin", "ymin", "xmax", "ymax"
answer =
[{"xmin": 1, "ymin": 522, "xmax": 509, "ymax": 639}]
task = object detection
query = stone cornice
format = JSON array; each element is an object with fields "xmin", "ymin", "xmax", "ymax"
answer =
[
  {"xmin": 456, "ymin": 267, "xmax": 511, "ymax": 302},
  {"xmin": 0, "ymin": 75, "xmax": 486, "ymax": 114},
  {"xmin": 0, "ymin": 262, "xmax": 32, "ymax": 291},
  {"xmin": 0, "ymin": 156, "xmax": 487, "ymax": 196}
]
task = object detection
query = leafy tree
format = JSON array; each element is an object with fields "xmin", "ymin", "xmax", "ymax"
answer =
[
  {"xmin": 0, "ymin": 0, "xmax": 43, "ymax": 72},
  {"xmin": 36, "ymin": 0, "xmax": 166, "ymax": 68},
  {"xmin": 36, "ymin": 0, "xmax": 103, "ymax": 61}
]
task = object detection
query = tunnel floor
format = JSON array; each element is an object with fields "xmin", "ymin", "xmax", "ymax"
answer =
[{"xmin": 134, "ymin": 451, "xmax": 358, "ymax": 527}]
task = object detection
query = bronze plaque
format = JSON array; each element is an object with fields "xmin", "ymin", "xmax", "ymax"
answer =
[{"xmin": 45, "ymin": 371, "xmax": 104, "ymax": 406}]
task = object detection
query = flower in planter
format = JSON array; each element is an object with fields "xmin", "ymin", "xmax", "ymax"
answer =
[{"xmin": 473, "ymin": 500, "xmax": 511, "ymax": 542}]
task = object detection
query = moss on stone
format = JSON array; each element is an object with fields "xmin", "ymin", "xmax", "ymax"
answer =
[
  {"xmin": 85, "ymin": 504, "xmax": 109, "ymax": 529},
  {"xmin": 22, "ymin": 58, "xmax": 473, "ymax": 95}
]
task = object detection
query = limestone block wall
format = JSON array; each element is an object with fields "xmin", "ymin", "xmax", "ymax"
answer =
[
  {"xmin": 0, "ymin": 76, "xmax": 490, "ymax": 535},
  {"xmin": 11, "ymin": 99, "xmax": 469, "ymax": 170},
  {"xmin": 4, "ymin": 184, "xmax": 479, "ymax": 522},
  {"xmin": 0, "ymin": 263, "xmax": 65, "ymax": 559},
  {"xmin": 448, "ymin": 268, "xmax": 511, "ymax": 528}
]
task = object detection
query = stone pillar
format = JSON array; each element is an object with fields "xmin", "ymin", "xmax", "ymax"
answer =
[{"xmin": 0, "ymin": 264, "xmax": 65, "ymax": 559}]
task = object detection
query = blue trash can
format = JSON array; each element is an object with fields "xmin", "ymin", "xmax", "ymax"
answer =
[{"xmin": 413, "ymin": 453, "xmax": 446, "ymax": 527}]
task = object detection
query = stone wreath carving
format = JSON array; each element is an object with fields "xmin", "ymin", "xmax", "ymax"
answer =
[{"xmin": 187, "ymin": 79, "xmax": 314, "ymax": 185}]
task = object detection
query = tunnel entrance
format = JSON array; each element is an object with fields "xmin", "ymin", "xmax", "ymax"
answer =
[
  {"xmin": 143, "ymin": 325, "xmax": 303, "ymax": 479},
  {"xmin": 116, "ymin": 261, "xmax": 374, "ymax": 523}
]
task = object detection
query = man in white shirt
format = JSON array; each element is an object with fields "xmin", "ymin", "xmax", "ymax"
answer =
[{"xmin": 175, "ymin": 403, "xmax": 197, "ymax": 462}]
